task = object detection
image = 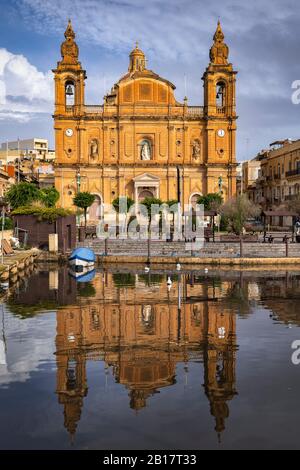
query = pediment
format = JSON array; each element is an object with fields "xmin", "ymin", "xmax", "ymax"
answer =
[{"xmin": 133, "ymin": 173, "xmax": 160, "ymax": 182}]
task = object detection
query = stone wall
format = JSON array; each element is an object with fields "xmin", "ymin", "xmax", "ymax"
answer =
[{"xmin": 77, "ymin": 239, "xmax": 300, "ymax": 258}]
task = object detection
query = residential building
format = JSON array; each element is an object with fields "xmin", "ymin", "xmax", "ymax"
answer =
[{"xmin": 254, "ymin": 139, "xmax": 300, "ymax": 209}]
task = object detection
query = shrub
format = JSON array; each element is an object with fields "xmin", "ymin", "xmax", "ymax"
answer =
[
  {"xmin": 11, "ymin": 205, "xmax": 73, "ymax": 223},
  {"xmin": 198, "ymin": 193, "xmax": 223, "ymax": 211},
  {"xmin": 39, "ymin": 187, "xmax": 60, "ymax": 207},
  {"xmin": 0, "ymin": 217, "xmax": 14, "ymax": 230},
  {"xmin": 6, "ymin": 182, "xmax": 40, "ymax": 209},
  {"xmin": 220, "ymin": 195, "xmax": 261, "ymax": 235}
]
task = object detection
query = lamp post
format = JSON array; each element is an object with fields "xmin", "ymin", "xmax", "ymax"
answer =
[
  {"xmin": 0, "ymin": 198, "xmax": 8, "ymax": 265},
  {"xmin": 218, "ymin": 175, "xmax": 223, "ymax": 194},
  {"xmin": 76, "ymin": 168, "xmax": 81, "ymax": 226}
]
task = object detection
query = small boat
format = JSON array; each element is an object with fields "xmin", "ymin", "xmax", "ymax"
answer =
[{"xmin": 69, "ymin": 247, "xmax": 96, "ymax": 271}]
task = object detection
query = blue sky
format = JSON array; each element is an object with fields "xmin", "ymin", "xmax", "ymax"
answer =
[{"xmin": 0, "ymin": 0, "xmax": 300, "ymax": 159}]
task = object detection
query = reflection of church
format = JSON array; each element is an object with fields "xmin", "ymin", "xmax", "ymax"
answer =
[
  {"xmin": 53, "ymin": 20, "xmax": 237, "ymax": 220},
  {"xmin": 55, "ymin": 272, "xmax": 237, "ymax": 440}
]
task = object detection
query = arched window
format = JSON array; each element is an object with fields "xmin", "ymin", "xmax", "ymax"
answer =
[
  {"xmin": 66, "ymin": 358, "xmax": 77, "ymax": 391},
  {"xmin": 216, "ymin": 81, "xmax": 225, "ymax": 108},
  {"xmin": 88, "ymin": 195, "xmax": 103, "ymax": 221},
  {"xmin": 139, "ymin": 139, "xmax": 152, "ymax": 161},
  {"xmin": 190, "ymin": 193, "xmax": 202, "ymax": 209},
  {"xmin": 65, "ymin": 80, "xmax": 75, "ymax": 106}
]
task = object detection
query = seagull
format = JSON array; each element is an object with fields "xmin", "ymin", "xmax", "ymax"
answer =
[
  {"xmin": 176, "ymin": 263, "xmax": 181, "ymax": 271},
  {"xmin": 167, "ymin": 276, "xmax": 172, "ymax": 286}
]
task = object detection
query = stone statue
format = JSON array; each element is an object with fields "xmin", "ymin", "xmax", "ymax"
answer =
[
  {"xmin": 90, "ymin": 139, "xmax": 98, "ymax": 159},
  {"xmin": 192, "ymin": 140, "xmax": 201, "ymax": 159},
  {"xmin": 141, "ymin": 141, "xmax": 151, "ymax": 160},
  {"xmin": 209, "ymin": 21, "xmax": 229, "ymax": 65}
]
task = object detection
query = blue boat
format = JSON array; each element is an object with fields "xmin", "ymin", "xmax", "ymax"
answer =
[{"xmin": 69, "ymin": 247, "xmax": 96, "ymax": 270}]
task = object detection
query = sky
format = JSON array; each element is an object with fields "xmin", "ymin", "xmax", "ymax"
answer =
[{"xmin": 0, "ymin": 0, "xmax": 299, "ymax": 160}]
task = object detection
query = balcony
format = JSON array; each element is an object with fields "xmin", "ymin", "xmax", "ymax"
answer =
[
  {"xmin": 186, "ymin": 106, "xmax": 204, "ymax": 117},
  {"xmin": 216, "ymin": 106, "xmax": 226, "ymax": 115},
  {"xmin": 286, "ymin": 169, "xmax": 300, "ymax": 177},
  {"xmin": 84, "ymin": 105, "xmax": 104, "ymax": 114}
]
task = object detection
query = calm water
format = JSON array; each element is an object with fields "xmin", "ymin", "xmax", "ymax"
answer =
[{"xmin": 1, "ymin": 265, "xmax": 300, "ymax": 450}]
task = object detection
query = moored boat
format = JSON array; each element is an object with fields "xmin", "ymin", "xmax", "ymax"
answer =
[{"xmin": 69, "ymin": 247, "xmax": 96, "ymax": 270}]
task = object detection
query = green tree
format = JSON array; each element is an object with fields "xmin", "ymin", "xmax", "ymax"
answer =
[
  {"xmin": 73, "ymin": 192, "xmax": 95, "ymax": 229},
  {"xmin": 141, "ymin": 197, "xmax": 163, "ymax": 216},
  {"xmin": 39, "ymin": 187, "xmax": 60, "ymax": 207},
  {"xmin": 286, "ymin": 194, "xmax": 300, "ymax": 215},
  {"xmin": 165, "ymin": 199, "xmax": 178, "ymax": 207},
  {"xmin": 198, "ymin": 193, "xmax": 223, "ymax": 211},
  {"xmin": 6, "ymin": 182, "xmax": 40, "ymax": 210},
  {"xmin": 220, "ymin": 194, "xmax": 260, "ymax": 235},
  {"xmin": 112, "ymin": 196, "xmax": 134, "ymax": 213}
]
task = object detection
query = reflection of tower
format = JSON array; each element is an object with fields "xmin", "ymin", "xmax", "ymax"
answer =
[
  {"xmin": 56, "ymin": 354, "xmax": 88, "ymax": 439},
  {"xmin": 0, "ymin": 305, "xmax": 7, "ymax": 370},
  {"xmin": 56, "ymin": 307, "xmax": 88, "ymax": 440},
  {"xmin": 202, "ymin": 303, "xmax": 237, "ymax": 441}
]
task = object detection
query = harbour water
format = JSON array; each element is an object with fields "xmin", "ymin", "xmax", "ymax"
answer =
[{"xmin": 0, "ymin": 266, "xmax": 300, "ymax": 450}]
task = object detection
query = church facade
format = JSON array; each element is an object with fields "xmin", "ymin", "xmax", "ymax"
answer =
[{"xmin": 53, "ymin": 20, "xmax": 237, "ymax": 222}]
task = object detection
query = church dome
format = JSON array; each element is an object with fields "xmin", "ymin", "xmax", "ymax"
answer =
[{"xmin": 128, "ymin": 42, "xmax": 146, "ymax": 72}]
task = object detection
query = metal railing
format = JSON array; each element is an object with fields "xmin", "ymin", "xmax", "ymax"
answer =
[{"xmin": 286, "ymin": 169, "xmax": 300, "ymax": 177}]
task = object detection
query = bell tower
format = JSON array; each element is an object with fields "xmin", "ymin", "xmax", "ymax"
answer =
[
  {"xmin": 53, "ymin": 20, "xmax": 86, "ymax": 117},
  {"xmin": 202, "ymin": 21, "xmax": 238, "ymax": 198}
]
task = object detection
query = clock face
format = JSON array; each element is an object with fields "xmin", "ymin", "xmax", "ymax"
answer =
[
  {"xmin": 65, "ymin": 128, "xmax": 73, "ymax": 137},
  {"xmin": 217, "ymin": 129, "xmax": 225, "ymax": 137}
]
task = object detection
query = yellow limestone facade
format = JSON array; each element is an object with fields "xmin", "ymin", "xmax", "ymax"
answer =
[{"xmin": 53, "ymin": 20, "xmax": 237, "ymax": 222}]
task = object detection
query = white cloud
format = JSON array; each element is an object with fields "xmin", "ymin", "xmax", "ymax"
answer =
[
  {"xmin": 0, "ymin": 48, "xmax": 53, "ymax": 121},
  {"xmin": 0, "ymin": 310, "xmax": 56, "ymax": 386},
  {"xmin": 4, "ymin": 0, "xmax": 300, "ymax": 156}
]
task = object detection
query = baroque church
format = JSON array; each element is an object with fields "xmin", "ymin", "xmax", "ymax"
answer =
[{"xmin": 53, "ymin": 20, "xmax": 237, "ymax": 221}]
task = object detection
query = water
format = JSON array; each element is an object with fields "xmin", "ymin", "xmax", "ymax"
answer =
[{"xmin": 1, "ymin": 266, "xmax": 300, "ymax": 450}]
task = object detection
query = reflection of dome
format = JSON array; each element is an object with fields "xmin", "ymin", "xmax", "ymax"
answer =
[
  {"xmin": 129, "ymin": 389, "xmax": 151, "ymax": 411},
  {"xmin": 112, "ymin": 351, "xmax": 177, "ymax": 411}
]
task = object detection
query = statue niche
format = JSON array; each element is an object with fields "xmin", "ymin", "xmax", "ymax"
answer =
[
  {"xmin": 192, "ymin": 139, "xmax": 201, "ymax": 160},
  {"xmin": 89, "ymin": 139, "xmax": 99, "ymax": 160},
  {"xmin": 140, "ymin": 140, "xmax": 151, "ymax": 161}
]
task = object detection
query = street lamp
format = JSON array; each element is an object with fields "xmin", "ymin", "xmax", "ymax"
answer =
[
  {"xmin": 0, "ymin": 198, "xmax": 8, "ymax": 265},
  {"xmin": 218, "ymin": 175, "xmax": 223, "ymax": 194},
  {"xmin": 76, "ymin": 168, "xmax": 81, "ymax": 226},
  {"xmin": 76, "ymin": 168, "xmax": 81, "ymax": 193}
]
